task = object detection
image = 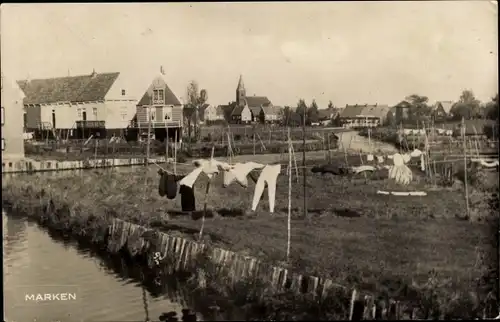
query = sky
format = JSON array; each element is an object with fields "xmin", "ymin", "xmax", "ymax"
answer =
[{"xmin": 1, "ymin": 2, "xmax": 498, "ymax": 108}]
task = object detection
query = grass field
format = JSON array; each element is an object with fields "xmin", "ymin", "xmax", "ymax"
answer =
[{"xmin": 3, "ymin": 157, "xmax": 497, "ymax": 313}]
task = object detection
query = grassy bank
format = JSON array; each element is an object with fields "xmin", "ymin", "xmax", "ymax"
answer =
[
  {"xmin": 24, "ymin": 139, "xmax": 334, "ymax": 162},
  {"xmin": 2, "ymin": 162, "xmax": 498, "ymax": 318}
]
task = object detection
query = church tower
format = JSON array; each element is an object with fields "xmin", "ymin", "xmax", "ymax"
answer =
[{"xmin": 236, "ymin": 74, "xmax": 246, "ymax": 107}]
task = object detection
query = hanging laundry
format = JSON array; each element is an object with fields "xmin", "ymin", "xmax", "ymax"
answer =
[
  {"xmin": 311, "ymin": 164, "xmax": 350, "ymax": 175},
  {"xmin": 410, "ymin": 149, "xmax": 423, "ymax": 158},
  {"xmin": 178, "ymin": 167, "xmax": 204, "ymax": 212},
  {"xmin": 471, "ymin": 158, "xmax": 499, "ymax": 168},
  {"xmin": 367, "ymin": 154, "xmax": 374, "ymax": 162},
  {"xmin": 179, "ymin": 185, "xmax": 196, "ymax": 212},
  {"xmin": 158, "ymin": 170, "xmax": 168, "ymax": 197},
  {"xmin": 179, "ymin": 167, "xmax": 204, "ymax": 188},
  {"xmin": 352, "ymin": 165, "xmax": 376, "ymax": 174},
  {"xmin": 157, "ymin": 169, "xmax": 185, "ymax": 199},
  {"xmin": 192, "ymin": 158, "xmax": 224, "ymax": 178},
  {"xmin": 377, "ymin": 155, "xmax": 385, "ymax": 164},
  {"xmin": 251, "ymin": 164, "xmax": 281, "ymax": 214},
  {"xmin": 222, "ymin": 162, "xmax": 266, "ymax": 188},
  {"xmin": 402, "ymin": 153, "xmax": 411, "ymax": 164},
  {"xmin": 388, "ymin": 153, "xmax": 413, "ymax": 185}
]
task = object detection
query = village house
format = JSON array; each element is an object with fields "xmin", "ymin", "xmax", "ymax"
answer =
[
  {"xmin": 230, "ymin": 75, "xmax": 278, "ymax": 124},
  {"xmin": 17, "ymin": 69, "xmax": 137, "ymax": 139},
  {"xmin": 201, "ymin": 104, "xmax": 225, "ymax": 123},
  {"xmin": 393, "ymin": 100, "xmax": 411, "ymax": 124},
  {"xmin": 339, "ymin": 104, "xmax": 391, "ymax": 128},
  {"xmin": 317, "ymin": 107, "xmax": 342, "ymax": 125},
  {"xmin": 1, "ymin": 73, "xmax": 25, "ymax": 159},
  {"xmin": 133, "ymin": 74, "xmax": 183, "ymax": 142},
  {"xmin": 260, "ymin": 105, "xmax": 283, "ymax": 124},
  {"xmin": 432, "ymin": 101, "xmax": 454, "ymax": 121}
]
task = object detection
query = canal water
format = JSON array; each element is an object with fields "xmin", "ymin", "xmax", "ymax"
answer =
[{"xmin": 2, "ymin": 210, "xmax": 209, "ymax": 322}]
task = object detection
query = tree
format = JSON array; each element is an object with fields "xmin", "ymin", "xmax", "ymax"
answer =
[
  {"xmin": 485, "ymin": 93, "xmax": 499, "ymax": 120},
  {"xmin": 295, "ymin": 99, "xmax": 308, "ymax": 126},
  {"xmin": 186, "ymin": 81, "xmax": 208, "ymax": 141},
  {"xmin": 307, "ymin": 99, "xmax": 320, "ymax": 124},
  {"xmin": 405, "ymin": 94, "xmax": 432, "ymax": 124},
  {"xmin": 282, "ymin": 106, "xmax": 300, "ymax": 127},
  {"xmin": 328, "ymin": 100, "xmax": 335, "ymax": 109},
  {"xmin": 450, "ymin": 89, "xmax": 481, "ymax": 120},
  {"xmin": 384, "ymin": 110, "xmax": 396, "ymax": 127}
]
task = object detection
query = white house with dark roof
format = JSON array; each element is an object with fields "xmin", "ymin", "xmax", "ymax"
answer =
[
  {"xmin": 339, "ymin": 104, "xmax": 391, "ymax": 128},
  {"xmin": 17, "ymin": 69, "xmax": 137, "ymax": 138},
  {"xmin": 1, "ymin": 73, "xmax": 25, "ymax": 159},
  {"xmin": 231, "ymin": 75, "xmax": 278, "ymax": 123}
]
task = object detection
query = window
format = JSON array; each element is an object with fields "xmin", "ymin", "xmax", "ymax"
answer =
[
  {"xmin": 1, "ymin": 107, "xmax": 4, "ymax": 125},
  {"xmin": 153, "ymin": 89, "xmax": 165, "ymax": 104},
  {"xmin": 92, "ymin": 107, "xmax": 98, "ymax": 117},
  {"xmin": 121, "ymin": 89, "xmax": 126, "ymax": 96},
  {"xmin": 164, "ymin": 106, "xmax": 173, "ymax": 121},
  {"xmin": 77, "ymin": 108, "xmax": 82, "ymax": 118}
]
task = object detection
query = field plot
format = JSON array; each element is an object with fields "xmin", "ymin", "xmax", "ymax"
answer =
[{"xmin": 3, "ymin": 159, "xmax": 497, "ymax": 310}]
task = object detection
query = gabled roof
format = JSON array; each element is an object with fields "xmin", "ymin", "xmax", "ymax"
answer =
[
  {"xmin": 262, "ymin": 105, "xmax": 282, "ymax": 116},
  {"xmin": 137, "ymin": 76, "xmax": 181, "ymax": 106},
  {"xmin": 245, "ymin": 96, "xmax": 271, "ymax": 108},
  {"xmin": 318, "ymin": 107, "xmax": 341, "ymax": 120},
  {"xmin": 231, "ymin": 105, "xmax": 246, "ymax": 116},
  {"xmin": 360, "ymin": 104, "xmax": 391, "ymax": 119},
  {"xmin": 434, "ymin": 101, "xmax": 454, "ymax": 114},
  {"xmin": 17, "ymin": 72, "xmax": 119, "ymax": 105},
  {"xmin": 394, "ymin": 100, "xmax": 411, "ymax": 109},
  {"xmin": 339, "ymin": 104, "xmax": 366, "ymax": 118}
]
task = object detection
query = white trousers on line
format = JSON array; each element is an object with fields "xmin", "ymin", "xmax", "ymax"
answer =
[{"xmin": 251, "ymin": 164, "xmax": 281, "ymax": 213}]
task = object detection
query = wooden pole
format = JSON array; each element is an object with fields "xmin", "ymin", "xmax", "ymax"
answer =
[
  {"xmin": 287, "ymin": 127, "xmax": 292, "ymax": 262},
  {"xmin": 165, "ymin": 124, "xmax": 169, "ymax": 161},
  {"xmin": 174, "ymin": 130, "xmax": 177, "ymax": 174},
  {"xmin": 326, "ymin": 132, "xmax": 331, "ymax": 162},
  {"xmin": 199, "ymin": 146, "xmax": 215, "ymax": 241},
  {"xmin": 94, "ymin": 138, "xmax": 99, "ymax": 168},
  {"xmin": 146, "ymin": 96, "xmax": 152, "ymax": 165},
  {"xmin": 302, "ymin": 105, "xmax": 307, "ymax": 219},
  {"xmin": 253, "ymin": 127, "xmax": 256, "ymax": 155},
  {"xmin": 462, "ymin": 117, "xmax": 470, "ymax": 219},
  {"xmin": 349, "ymin": 289, "xmax": 358, "ymax": 320}
]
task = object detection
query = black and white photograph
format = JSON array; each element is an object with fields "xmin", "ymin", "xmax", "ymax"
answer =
[{"xmin": 1, "ymin": 2, "xmax": 499, "ymax": 321}]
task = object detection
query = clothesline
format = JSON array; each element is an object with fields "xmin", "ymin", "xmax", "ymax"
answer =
[{"xmin": 152, "ymin": 155, "xmax": 490, "ymax": 178}]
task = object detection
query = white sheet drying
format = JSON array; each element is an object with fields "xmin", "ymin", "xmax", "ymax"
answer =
[
  {"xmin": 251, "ymin": 164, "xmax": 281, "ymax": 214},
  {"xmin": 222, "ymin": 162, "xmax": 265, "ymax": 187},
  {"xmin": 179, "ymin": 167, "xmax": 204, "ymax": 188}
]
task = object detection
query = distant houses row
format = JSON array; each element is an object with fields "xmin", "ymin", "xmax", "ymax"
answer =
[
  {"xmin": 2, "ymin": 69, "xmax": 459, "ymax": 146},
  {"xmin": 338, "ymin": 100, "xmax": 456, "ymax": 128}
]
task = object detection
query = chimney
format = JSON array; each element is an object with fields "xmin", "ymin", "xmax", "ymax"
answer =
[{"xmin": 91, "ymin": 68, "xmax": 97, "ymax": 78}]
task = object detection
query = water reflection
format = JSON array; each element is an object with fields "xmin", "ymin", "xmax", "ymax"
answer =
[{"xmin": 2, "ymin": 211, "xmax": 208, "ymax": 322}]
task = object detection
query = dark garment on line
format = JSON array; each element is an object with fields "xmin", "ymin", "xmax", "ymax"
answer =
[
  {"xmin": 179, "ymin": 184, "xmax": 196, "ymax": 212},
  {"xmin": 311, "ymin": 164, "xmax": 351, "ymax": 176},
  {"xmin": 158, "ymin": 170, "xmax": 185, "ymax": 199}
]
